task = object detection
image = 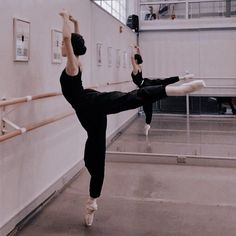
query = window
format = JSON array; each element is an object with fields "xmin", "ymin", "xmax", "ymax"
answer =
[
  {"xmin": 139, "ymin": 0, "xmax": 236, "ymax": 20},
  {"xmin": 93, "ymin": 0, "xmax": 127, "ymax": 23}
]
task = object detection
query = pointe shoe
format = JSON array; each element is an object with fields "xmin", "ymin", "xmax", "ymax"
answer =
[
  {"xmin": 144, "ymin": 124, "xmax": 151, "ymax": 136},
  {"xmin": 84, "ymin": 198, "xmax": 98, "ymax": 227},
  {"xmin": 182, "ymin": 80, "xmax": 205, "ymax": 93},
  {"xmin": 191, "ymin": 80, "xmax": 206, "ymax": 89}
]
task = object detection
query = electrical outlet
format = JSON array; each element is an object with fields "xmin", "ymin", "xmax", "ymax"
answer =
[{"xmin": 177, "ymin": 156, "xmax": 186, "ymax": 164}]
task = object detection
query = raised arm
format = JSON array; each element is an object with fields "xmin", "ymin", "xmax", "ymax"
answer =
[
  {"xmin": 130, "ymin": 45, "xmax": 140, "ymax": 74},
  {"xmin": 59, "ymin": 10, "xmax": 78, "ymax": 76},
  {"xmin": 69, "ymin": 14, "xmax": 80, "ymax": 34},
  {"xmin": 135, "ymin": 45, "xmax": 141, "ymax": 55}
]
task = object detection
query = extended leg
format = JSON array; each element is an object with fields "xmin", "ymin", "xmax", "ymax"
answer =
[
  {"xmin": 142, "ymin": 74, "xmax": 194, "ymax": 87},
  {"xmin": 143, "ymin": 76, "xmax": 180, "ymax": 87},
  {"xmin": 80, "ymin": 81, "xmax": 205, "ymax": 116},
  {"xmin": 80, "ymin": 86, "xmax": 167, "ymax": 115}
]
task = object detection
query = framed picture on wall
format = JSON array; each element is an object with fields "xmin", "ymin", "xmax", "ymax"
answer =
[
  {"xmin": 116, "ymin": 49, "xmax": 121, "ymax": 68},
  {"xmin": 107, "ymin": 47, "xmax": 112, "ymax": 67},
  {"xmin": 129, "ymin": 45, "xmax": 133, "ymax": 67},
  {"xmin": 51, "ymin": 29, "xmax": 62, "ymax": 64},
  {"xmin": 13, "ymin": 18, "xmax": 30, "ymax": 61},
  {"xmin": 123, "ymin": 51, "xmax": 128, "ymax": 68},
  {"xmin": 96, "ymin": 43, "xmax": 102, "ymax": 66}
]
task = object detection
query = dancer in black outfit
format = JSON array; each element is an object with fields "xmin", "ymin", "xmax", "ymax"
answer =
[
  {"xmin": 131, "ymin": 45, "xmax": 194, "ymax": 135},
  {"xmin": 59, "ymin": 10, "xmax": 205, "ymax": 226}
]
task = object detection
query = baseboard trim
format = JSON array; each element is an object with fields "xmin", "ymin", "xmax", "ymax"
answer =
[{"xmin": 106, "ymin": 151, "xmax": 236, "ymax": 169}]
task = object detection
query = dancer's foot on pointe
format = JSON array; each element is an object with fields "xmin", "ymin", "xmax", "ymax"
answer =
[
  {"xmin": 144, "ymin": 124, "xmax": 151, "ymax": 136},
  {"xmin": 84, "ymin": 198, "xmax": 98, "ymax": 227}
]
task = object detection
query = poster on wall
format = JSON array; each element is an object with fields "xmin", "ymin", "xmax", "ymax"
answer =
[
  {"xmin": 96, "ymin": 43, "xmax": 102, "ymax": 66},
  {"xmin": 13, "ymin": 18, "xmax": 30, "ymax": 61},
  {"xmin": 116, "ymin": 49, "xmax": 121, "ymax": 68},
  {"xmin": 51, "ymin": 29, "xmax": 62, "ymax": 64},
  {"xmin": 107, "ymin": 47, "xmax": 112, "ymax": 67}
]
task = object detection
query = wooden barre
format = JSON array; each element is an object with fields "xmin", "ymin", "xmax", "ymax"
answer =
[
  {"xmin": 89, "ymin": 80, "xmax": 131, "ymax": 88},
  {"xmin": 106, "ymin": 80, "xmax": 131, "ymax": 85},
  {"xmin": 0, "ymin": 92, "xmax": 62, "ymax": 107},
  {"xmin": 0, "ymin": 81, "xmax": 132, "ymax": 108},
  {"xmin": 0, "ymin": 112, "xmax": 74, "ymax": 143},
  {"xmin": 0, "ymin": 81, "xmax": 132, "ymax": 142}
]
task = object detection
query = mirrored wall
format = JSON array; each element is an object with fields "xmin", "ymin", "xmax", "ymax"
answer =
[{"xmin": 153, "ymin": 96, "xmax": 236, "ymax": 116}]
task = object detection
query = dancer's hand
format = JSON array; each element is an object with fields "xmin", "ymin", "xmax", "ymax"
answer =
[
  {"xmin": 130, "ymin": 44, "xmax": 135, "ymax": 48},
  {"xmin": 69, "ymin": 13, "xmax": 80, "ymax": 33},
  {"xmin": 69, "ymin": 14, "xmax": 78, "ymax": 23},
  {"xmin": 59, "ymin": 9, "xmax": 70, "ymax": 18}
]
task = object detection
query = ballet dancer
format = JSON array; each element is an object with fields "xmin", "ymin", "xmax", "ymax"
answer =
[
  {"xmin": 59, "ymin": 10, "xmax": 205, "ymax": 227},
  {"xmin": 131, "ymin": 45, "xmax": 194, "ymax": 135}
]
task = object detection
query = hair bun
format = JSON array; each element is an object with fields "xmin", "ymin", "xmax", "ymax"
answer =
[{"xmin": 71, "ymin": 33, "xmax": 87, "ymax": 56}]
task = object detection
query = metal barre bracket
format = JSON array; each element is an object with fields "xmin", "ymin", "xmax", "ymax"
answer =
[
  {"xmin": 1, "ymin": 118, "xmax": 26, "ymax": 134},
  {"xmin": 1, "ymin": 97, "xmax": 6, "ymax": 135}
]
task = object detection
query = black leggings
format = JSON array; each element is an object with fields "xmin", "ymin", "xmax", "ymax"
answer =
[
  {"xmin": 75, "ymin": 85, "xmax": 167, "ymax": 198},
  {"xmin": 140, "ymin": 76, "xmax": 180, "ymax": 124}
]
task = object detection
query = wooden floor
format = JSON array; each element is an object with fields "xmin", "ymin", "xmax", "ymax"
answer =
[{"xmin": 15, "ymin": 115, "xmax": 236, "ymax": 236}]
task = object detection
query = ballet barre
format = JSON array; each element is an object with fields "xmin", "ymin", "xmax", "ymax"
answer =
[
  {"xmin": 106, "ymin": 80, "xmax": 131, "ymax": 86},
  {"xmin": 0, "ymin": 81, "xmax": 132, "ymax": 141},
  {"xmin": 0, "ymin": 92, "xmax": 62, "ymax": 107},
  {"xmin": 0, "ymin": 92, "xmax": 65, "ymax": 140},
  {"xmin": 0, "ymin": 112, "xmax": 74, "ymax": 142},
  {"xmin": 89, "ymin": 80, "xmax": 132, "ymax": 89}
]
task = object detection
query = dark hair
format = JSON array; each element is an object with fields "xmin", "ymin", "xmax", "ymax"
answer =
[
  {"xmin": 71, "ymin": 33, "xmax": 87, "ymax": 56},
  {"xmin": 135, "ymin": 54, "xmax": 143, "ymax": 64}
]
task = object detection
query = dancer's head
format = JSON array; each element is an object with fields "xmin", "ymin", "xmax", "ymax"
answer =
[
  {"xmin": 71, "ymin": 33, "xmax": 87, "ymax": 56},
  {"xmin": 149, "ymin": 6, "xmax": 154, "ymax": 14},
  {"xmin": 62, "ymin": 33, "xmax": 87, "ymax": 57},
  {"xmin": 135, "ymin": 54, "xmax": 143, "ymax": 64}
]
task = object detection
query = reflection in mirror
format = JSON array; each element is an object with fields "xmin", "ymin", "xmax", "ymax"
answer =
[
  {"xmin": 107, "ymin": 96, "xmax": 236, "ymax": 160},
  {"xmin": 152, "ymin": 96, "xmax": 236, "ymax": 115}
]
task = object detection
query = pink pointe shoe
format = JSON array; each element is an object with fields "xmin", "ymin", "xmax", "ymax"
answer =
[
  {"xmin": 84, "ymin": 198, "xmax": 98, "ymax": 227},
  {"xmin": 144, "ymin": 124, "xmax": 151, "ymax": 136}
]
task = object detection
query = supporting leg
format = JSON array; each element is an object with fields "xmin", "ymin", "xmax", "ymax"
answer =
[
  {"xmin": 143, "ymin": 103, "xmax": 153, "ymax": 125},
  {"xmin": 228, "ymin": 101, "xmax": 236, "ymax": 114},
  {"xmin": 143, "ymin": 103, "xmax": 152, "ymax": 136},
  {"xmin": 76, "ymin": 111, "xmax": 107, "ymax": 226}
]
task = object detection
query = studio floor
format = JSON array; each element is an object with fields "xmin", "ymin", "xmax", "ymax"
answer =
[{"xmin": 15, "ymin": 115, "xmax": 236, "ymax": 236}]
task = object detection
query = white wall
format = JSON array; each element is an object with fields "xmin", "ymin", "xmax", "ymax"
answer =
[
  {"xmin": 0, "ymin": 1, "xmax": 137, "ymax": 235},
  {"xmin": 139, "ymin": 29, "xmax": 236, "ymax": 96},
  {"xmin": 127, "ymin": 0, "xmax": 139, "ymax": 17},
  {"xmin": 90, "ymin": 4, "xmax": 137, "ymax": 137}
]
